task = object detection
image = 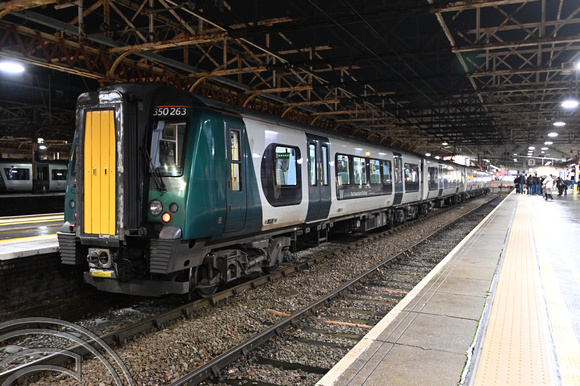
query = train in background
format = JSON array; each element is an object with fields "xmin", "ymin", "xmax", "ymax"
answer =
[
  {"xmin": 57, "ymin": 83, "xmax": 491, "ymax": 298},
  {"xmin": 0, "ymin": 161, "xmax": 68, "ymax": 193}
]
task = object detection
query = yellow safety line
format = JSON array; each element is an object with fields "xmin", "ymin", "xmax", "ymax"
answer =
[
  {"xmin": 0, "ymin": 218, "xmax": 62, "ymax": 226},
  {"xmin": 530, "ymin": 203, "xmax": 580, "ymax": 385},
  {"xmin": 0, "ymin": 234, "xmax": 57, "ymax": 246},
  {"xmin": 474, "ymin": 198, "xmax": 553, "ymax": 385}
]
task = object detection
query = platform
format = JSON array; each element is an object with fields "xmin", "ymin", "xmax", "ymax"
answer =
[{"xmin": 318, "ymin": 191, "xmax": 580, "ymax": 385}]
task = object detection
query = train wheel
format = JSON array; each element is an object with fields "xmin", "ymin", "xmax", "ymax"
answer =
[{"xmin": 194, "ymin": 266, "xmax": 220, "ymax": 298}]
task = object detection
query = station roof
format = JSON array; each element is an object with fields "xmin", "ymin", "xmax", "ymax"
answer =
[{"xmin": 0, "ymin": 0, "xmax": 579, "ymax": 166}]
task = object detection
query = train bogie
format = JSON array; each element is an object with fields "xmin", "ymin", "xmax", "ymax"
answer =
[{"xmin": 58, "ymin": 83, "xmax": 490, "ymax": 298}]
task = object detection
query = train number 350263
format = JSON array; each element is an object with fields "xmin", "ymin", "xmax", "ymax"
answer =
[{"xmin": 152, "ymin": 106, "xmax": 188, "ymax": 116}]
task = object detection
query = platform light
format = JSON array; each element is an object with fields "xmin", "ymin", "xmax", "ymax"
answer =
[
  {"xmin": 553, "ymin": 121, "xmax": 566, "ymax": 127},
  {"xmin": 39, "ymin": 145, "xmax": 47, "ymax": 150},
  {"xmin": 425, "ymin": 152, "xmax": 431, "ymax": 157},
  {"xmin": 442, "ymin": 142, "xmax": 448, "ymax": 146},
  {"xmin": 561, "ymin": 99, "xmax": 579, "ymax": 109},
  {"xmin": 544, "ymin": 141, "xmax": 553, "ymax": 145},
  {"xmin": 548, "ymin": 132, "xmax": 558, "ymax": 137},
  {"xmin": 528, "ymin": 146, "xmax": 535, "ymax": 150},
  {"xmin": 541, "ymin": 147, "xmax": 548, "ymax": 150},
  {"xmin": 0, "ymin": 60, "xmax": 24, "ymax": 73}
]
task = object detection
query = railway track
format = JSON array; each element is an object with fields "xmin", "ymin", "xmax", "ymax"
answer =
[
  {"xmin": 0, "ymin": 195, "xmax": 501, "ymax": 385},
  {"xmin": 174, "ymin": 196, "xmax": 500, "ymax": 385}
]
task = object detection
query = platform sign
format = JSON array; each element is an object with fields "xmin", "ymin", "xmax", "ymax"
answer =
[{"xmin": 527, "ymin": 159, "xmax": 536, "ymax": 166}]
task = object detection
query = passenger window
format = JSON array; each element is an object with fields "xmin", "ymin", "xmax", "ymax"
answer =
[
  {"xmin": 336, "ymin": 154, "xmax": 350, "ymax": 185},
  {"xmin": 260, "ymin": 143, "xmax": 302, "ymax": 207},
  {"xmin": 275, "ymin": 146, "xmax": 297, "ymax": 186},
  {"xmin": 230, "ymin": 130, "xmax": 241, "ymax": 191},
  {"xmin": 3, "ymin": 168, "xmax": 30, "ymax": 180},
  {"xmin": 370, "ymin": 159, "xmax": 381, "ymax": 184},
  {"xmin": 353, "ymin": 157, "xmax": 366, "ymax": 185},
  {"xmin": 52, "ymin": 169, "xmax": 68, "ymax": 181}
]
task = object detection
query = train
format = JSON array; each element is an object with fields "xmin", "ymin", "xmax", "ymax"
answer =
[
  {"xmin": 0, "ymin": 161, "xmax": 68, "ymax": 193},
  {"xmin": 57, "ymin": 83, "xmax": 491, "ymax": 297}
]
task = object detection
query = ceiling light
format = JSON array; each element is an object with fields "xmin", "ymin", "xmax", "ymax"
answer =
[
  {"xmin": 528, "ymin": 146, "xmax": 535, "ymax": 150},
  {"xmin": 425, "ymin": 153, "xmax": 431, "ymax": 157},
  {"xmin": 553, "ymin": 121, "xmax": 566, "ymax": 127},
  {"xmin": 513, "ymin": 158, "xmax": 518, "ymax": 162},
  {"xmin": 442, "ymin": 142, "xmax": 448, "ymax": 146},
  {"xmin": 541, "ymin": 147, "xmax": 548, "ymax": 150},
  {"xmin": 576, "ymin": 61, "xmax": 580, "ymax": 70},
  {"xmin": 544, "ymin": 141, "xmax": 553, "ymax": 145},
  {"xmin": 548, "ymin": 132, "xmax": 559, "ymax": 137},
  {"xmin": 513, "ymin": 153, "xmax": 517, "ymax": 156},
  {"xmin": 434, "ymin": 156, "xmax": 440, "ymax": 159},
  {"xmin": 561, "ymin": 99, "xmax": 579, "ymax": 108},
  {"xmin": 541, "ymin": 151, "xmax": 545, "ymax": 153},
  {"xmin": 0, "ymin": 61, "xmax": 24, "ymax": 73}
]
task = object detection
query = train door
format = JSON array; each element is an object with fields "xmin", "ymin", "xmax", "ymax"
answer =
[
  {"xmin": 305, "ymin": 134, "xmax": 331, "ymax": 222},
  {"xmin": 83, "ymin": 109, "xmax": 116, "ymax": 235},
  {"xmin": 393, "ymin": 153, "xmax": 403, "ymax": 204},
  {"xmin": 36, "ymin": 164, "xmax": 49, "ymax": 191},
  {"xmin": 225, "ymin": 116, "xmax": 247, "ymax": 233}
]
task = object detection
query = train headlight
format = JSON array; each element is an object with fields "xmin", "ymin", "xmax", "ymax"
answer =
[
  {"xmin": 149, "ymin": 199, "xmax": 163, "ymax": 216},
  {"xmin": 69, "ymin": 199, "xmax": 76, "ymax": 209}
]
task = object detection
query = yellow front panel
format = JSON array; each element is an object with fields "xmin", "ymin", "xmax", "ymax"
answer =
[{"xmin": 84, "ymin": 110, "xmax": 116, "ymax": 235}]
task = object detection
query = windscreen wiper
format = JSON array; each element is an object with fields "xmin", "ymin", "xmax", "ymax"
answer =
[{"xmin": 140, "ymin": 146, "xmax": 167, "ymax": 192}]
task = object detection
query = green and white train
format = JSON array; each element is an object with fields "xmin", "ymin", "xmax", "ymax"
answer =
[{"xmin": 57, "ymin": 83, "xmax": 491, "ymax": 297}]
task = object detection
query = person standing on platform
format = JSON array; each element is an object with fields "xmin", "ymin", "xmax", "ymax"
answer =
[
  {"xmin": 526, "ymin": 174, "xmax": 533, "ymax": 195},
  {"xmin": 533, "ymin": 173, "xmax": 540, "ymax": 195},
  {"xmin": 542, "ymin": 175, "xmax": 554, "ymax": 200},
  {"xmin": 556, "ymin": 177, "xmax": 566, "ymax": 196},
  {"xmin": 519, "ymin": 173, "xmax": 526, "ymax": 194},
  {"xmin": 514, "ymin": 175, "xmax": 521, "ymax": 193}
]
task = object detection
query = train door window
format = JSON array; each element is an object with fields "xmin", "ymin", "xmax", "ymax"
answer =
[
  {"xmin": 336, "ymin": 154, "xmax": 350, "ymax": 185},
  {"xmin": 370, "ymin": 159, "xmax": 381, "ymax": 184},
  {"xmin": 321, "ymin": 145, "xmax": 329, "ymax": 186},
  {"xmin": 404, "ymin": 163, "xmax": 419, "ymax": 192},
  {"xmin": 353, "ymin": 157, "xmax": 367, "ymax": 185},
  {"xmin": 382, "ymin": 160, "xmax": 393, "ymax": 193},
  {"xmin": 428, "ymin": 167, "xmax": 438, "ymax": 190},
  {"xmin": 275, "ymin": 146, "xmax": 297, "ymax": 186},
  {"xmin": 230, "ymin": 130, "xmax": 242, "ymax": 191},
  {"xmin": 4, "ymin": 168, "xmax": 30, "ymax": 180},
  {"xmin": 150, "ymin": 120, "xmax": 186, "ymax": 176},
  {"xmin": 394, "ymin": 157, "xmax": 403, "ymax": 184},
  {"xmin": 308, "ymin": 143, "xmax": 317, "ymax": 186},
  {"xmin": 37, "ymin": 165, "xmax": 48, "ymax": 182}
]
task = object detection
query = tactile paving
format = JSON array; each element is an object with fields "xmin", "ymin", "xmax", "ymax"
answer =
[{"xmin": 474, "ymin": 198, "xmax": 553, "ymax": 385}]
